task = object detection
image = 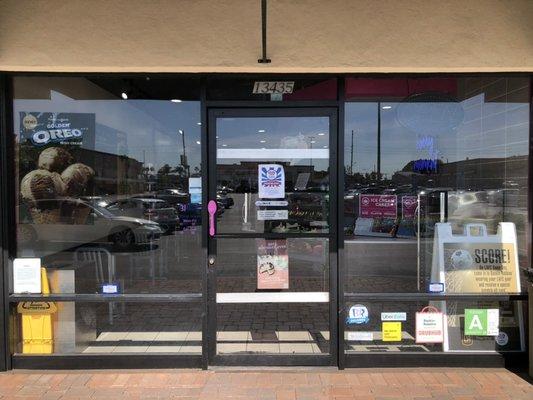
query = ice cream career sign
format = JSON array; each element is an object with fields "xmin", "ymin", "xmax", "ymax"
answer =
[
  {"xmin": 359, "ymin": 194, "xmax": 397, "ymax": 218},
  {"xmin": 20, "ymin": 112, "xmax": 95, "ymax": 147}
]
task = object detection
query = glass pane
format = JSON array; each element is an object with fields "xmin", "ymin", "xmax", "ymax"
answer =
[
  {"xmin": 216, "ymin": 238, "xmax": 330, "ymax": 355},
  {"xmin": 344, "ymin": 300, "xmax": 525, "ymax": 353},
  {"xmin": 216, "ymin": 238, "xmax": 329, "ymax": 292},
  {"xmin": 13, "ymin": 76, "xmax": 203, "ymax": 294},
  {"xmin": 216, "ymin": 116, "xmax": 330, "ymax": 234},
  {"xmin": 217, "ymin": 303, "xmax": 329, "ymax": 355},
  {"xmin": 344, "ymin": 77, "xmax": 530, "ymax": 293},
  {"xmin": 12, "ymin": 302, "xmax": 202, "ymax": 354}
]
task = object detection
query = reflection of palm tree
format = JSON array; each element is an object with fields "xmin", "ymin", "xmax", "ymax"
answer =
[{"xmin": 158, "ymin": 164, "xmax": 172, "ymax": 175}]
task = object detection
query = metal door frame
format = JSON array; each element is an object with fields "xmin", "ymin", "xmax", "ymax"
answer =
[{"xmin": 205, "ymin": 107, "xmax": 339, "ymax": 366}]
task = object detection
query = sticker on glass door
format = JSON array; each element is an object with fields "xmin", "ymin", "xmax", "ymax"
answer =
[
  {"xmin": 258, "ymin": 164, "xmax": 285, "ymax": 199},
  {"xmin": 257, "ymin": 239, "xmax": 289, "ymax": 289}
]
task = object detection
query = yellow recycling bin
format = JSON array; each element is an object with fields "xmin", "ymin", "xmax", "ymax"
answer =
[{"xmin": 17, "ymin": 267, "xmax": 57, "ymax": 354}]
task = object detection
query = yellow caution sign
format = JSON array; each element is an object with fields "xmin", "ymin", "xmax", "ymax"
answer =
[{"xmin": 17, "ymin": 268, "xmax": 56, "ymax": 354}]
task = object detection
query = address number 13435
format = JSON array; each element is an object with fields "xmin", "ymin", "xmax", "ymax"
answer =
[{"xmin": 253, "ymin": 81, "xmax": 295, "ymax": 94}]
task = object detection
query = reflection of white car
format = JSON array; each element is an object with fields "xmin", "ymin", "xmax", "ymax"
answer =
[
  {"xmin": 106, "ymin": 198, "xmax": 179, "ymax": 234},
  {"xmin": 18, "ymin": 198, "xmax": 163, "ymax": 251},
  {"xmin": 448, "ymin": 191, "xmax": 496, "ymax": 219}
]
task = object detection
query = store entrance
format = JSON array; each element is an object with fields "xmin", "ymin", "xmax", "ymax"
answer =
[{"xmin": 206, "ymin": 108, "xmax": 338, "ymax": 366}]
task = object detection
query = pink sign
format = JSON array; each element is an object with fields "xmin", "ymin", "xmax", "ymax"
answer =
[
  {"xmin": 257, "ymin": 239, "xmax": 289, "ymax": 290},
  {"xmin": 359, "ymin": 195, "xmax": 397, "ymax": 218},
  {"xmin": 401, "ymin": 196, "xmax": 418, "ymax": 219}
]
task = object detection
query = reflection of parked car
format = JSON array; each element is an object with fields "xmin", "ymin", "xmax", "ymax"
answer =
[
  {"xmin": 106, "ymin": 198, "xmax": 179, "ymax": 234},
  {"xmin": 152, "ymin": 189, "xmax": 189, "ymax": 207},
  {"xmin": 178, "ymin": 203, "xmax": 202, "ymax": 229},
  {"xmin": 80, "ymin": 196, "xmax": 110, "ymax": 208},
  {"xmin": 217, "ymin": 191, "xmax": 234, "ymax": 209},
  {"xmin": 18, "ymin": 199, "xmax": 163, "ymax": 251}
]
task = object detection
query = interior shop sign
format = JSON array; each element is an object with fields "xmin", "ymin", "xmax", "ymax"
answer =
[
  {"xmin": 256, "ymin": 239, "xmax": 289, "ymax": 290},
  {"xmin": 413, "ymin": 135, "xmax": 439, "ymax": 173},
  {"xmin": 443, "ymin": 242, "xmax": 519, "ymax": 293},
  {"xmin": 401, "ymin": 196, "xmax": 418, "ymax": 219},
  {"xmin": 359, "ymin": 194, "xmax": 397, "ymax": 218},
  {"xmin": 20, "ymin": 112, "xmax": 95, "ymax": 147}
]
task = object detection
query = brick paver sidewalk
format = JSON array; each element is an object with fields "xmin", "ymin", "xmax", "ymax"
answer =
[{"xmin": 0, "ymin": 368, "xmax": 531, "ymax": 399}]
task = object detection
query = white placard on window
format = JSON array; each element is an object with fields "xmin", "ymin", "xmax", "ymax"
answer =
[
  {"xmin": 13, "ymin": 258, "xmax": 41, "ymax": 294},
  {"xmin": 257, "ymin": 210, "xmax": 288, "ymax": 221}
]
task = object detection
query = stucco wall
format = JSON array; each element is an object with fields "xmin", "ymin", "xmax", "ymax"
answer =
[{"xmin": 0, "ymin": 0, "xmax": 532, "ymax": 72}]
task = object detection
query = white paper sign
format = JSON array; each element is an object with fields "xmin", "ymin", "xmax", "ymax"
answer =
[
  {"xmin": 381, "ymin": 312, "xmax": 407, "ymax": 321},
  {"xmin": 13, "ymin": 258, "xmax": 41, "ymax": 294},
  {"xmin": 258, "ymin": 164, "xmax": 285, "ymax": 199},
  {"xmin": 347, "ymin": 331, "xmax": 373, "ymax": 341},
  {"xmin": 485, "ymin": 309, "xmax": 500, "ymax": 336},
  {"xmin": 416, "ymin": 311, "xmax": 444, "ymax": 343},
  {"xmin": 257, "ymin": 210, "xmax": 288, "ymax": 221},
  {"xmin": 255, "ymin": 200, "xmax": 288, "ymax": 207}
]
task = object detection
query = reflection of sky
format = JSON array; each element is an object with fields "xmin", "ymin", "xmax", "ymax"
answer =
[
  {"xmin": 345, "ymin": 95, "xmax": 529, "ymax": 178},
  {"xmin": 14, "ymin": 91, "xmax": 202, "ymax": 172},
  {"xmin": 14, "ymin": 88, "xmax": 529, "ymax": 180},
  {"xmin": 217, "ymin": 116, "xmax": 329, "ymax": 171}
]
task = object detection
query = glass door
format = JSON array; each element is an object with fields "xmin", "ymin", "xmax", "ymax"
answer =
[{"xmin": 207, "ymin": 108, "xmax": 338, "ymax": 366}]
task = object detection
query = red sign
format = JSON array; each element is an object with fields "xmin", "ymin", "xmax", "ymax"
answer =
[
  {"xmin": 359, "ymin": 195, "xmax": 397, "ymax": 218},
  {"xmin": 401, "ymin": 196, "xmax": 418, "ymax": 219}
]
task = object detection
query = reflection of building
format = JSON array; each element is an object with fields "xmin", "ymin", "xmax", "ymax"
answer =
[
  {"xmin": 77, "ymin": 148, "xmax": 144, "ymax": 195},
  {"xmin": 393, "ymin": 155, "xmax": 528, "ymax": 195},
  {"xmin": 217, "ymin": 162, "xmax": 328, "ymax": 191}
]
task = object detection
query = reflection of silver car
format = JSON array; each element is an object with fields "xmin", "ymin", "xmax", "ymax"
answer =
[
  {"xmin": 106, "ymin": 198, "xmax": 179, "ymax": 234},
  {"xmin": 18, "ymin": 199, "xmax": 163, "ymax": 251}
]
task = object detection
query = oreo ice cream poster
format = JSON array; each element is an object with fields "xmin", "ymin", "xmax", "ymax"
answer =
[
  {"xmin": 20, "ymin": 112, "xmax": 95, "ymax": 148},
  {"xmin": 18, "ymin": 112, "xmax": 96, "ymax": 223}
]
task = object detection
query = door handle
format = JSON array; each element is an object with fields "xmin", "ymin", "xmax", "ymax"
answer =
[{"xmin": 207, "ymin": 200, "xmax": 217, "ymax": 237}]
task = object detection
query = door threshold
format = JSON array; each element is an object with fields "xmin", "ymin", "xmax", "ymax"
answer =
[{"xmin": 208, "ymin": 365, "xmax": 339, "ymax": 372}]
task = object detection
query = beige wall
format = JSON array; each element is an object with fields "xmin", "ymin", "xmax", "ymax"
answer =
[{"xmin": 0, "ymin": 0, "xmax": 532, "ymax": 73}]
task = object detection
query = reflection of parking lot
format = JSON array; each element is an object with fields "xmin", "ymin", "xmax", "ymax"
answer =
[{"xmin": 29, "ymin": 230, "xmax": 203, "ymax": 295}]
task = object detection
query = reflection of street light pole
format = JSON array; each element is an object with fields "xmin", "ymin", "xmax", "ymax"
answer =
[
  {"xmin": 308, "ymin": 136, "xmax": 315, "ymax": 170},
  {"xmin": 350, "ymin": 129, "xmax": 355, "ymax": 175},
  {"xmin": 178, "ymin": 129, "xmax": 190, "ymax": 178},
  {"xmin": 377, "ymin": 102, "xmax": 381, "ymax": 181}
]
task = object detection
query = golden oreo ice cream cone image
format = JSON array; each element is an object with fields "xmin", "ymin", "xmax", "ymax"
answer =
[
  {"xmin": 20, "ymin": 169, "xmax": 65, "ymax": 204},
  {"xmin": 38, "ymin": 147, "xmax": 74, "ymax": 173},
  {"xmin": 61, "ymin": 163, "xmax": 95, "ymax": 197}
]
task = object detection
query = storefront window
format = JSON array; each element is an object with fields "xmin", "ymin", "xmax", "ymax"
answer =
[
  {"xmin": 12, "ymin": 76, "xmax": 203, "ymax": 354},
  {"xmin": 215, "ymin": 238, "xmax": 330, "ymax": 355},
  {"xmin": 215, "ymin": 115, "xmax": 330, "ymax": 234},
  {"xmin": 343, "ymin": 76, "xmax": 530, "ymax": 353}
]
